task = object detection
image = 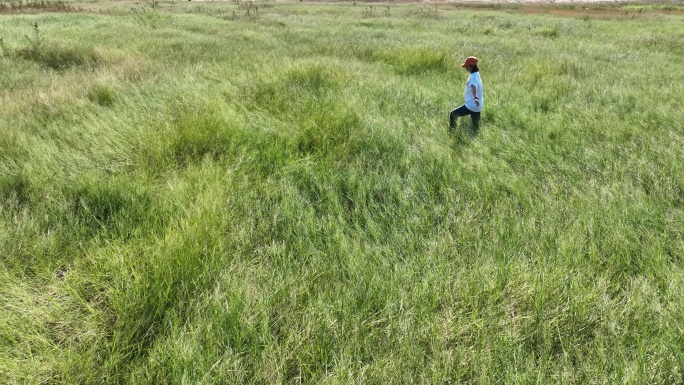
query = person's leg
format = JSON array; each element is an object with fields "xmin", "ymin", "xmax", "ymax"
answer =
[
  {"xmin": 450, "ymin": 105, "xmax": 472, "ymax": 130},
  {"xmin": 470, "ymin": 111, "xmax": 481, "ymax": 130}
]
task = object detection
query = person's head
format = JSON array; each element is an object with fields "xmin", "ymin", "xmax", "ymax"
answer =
[{"xmin": 461, "ymin": 56, "xmax": 479, "ymax": 73}]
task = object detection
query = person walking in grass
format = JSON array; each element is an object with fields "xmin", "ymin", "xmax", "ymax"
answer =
[{"xmin": 450, "ymin": 56, "xmax": 484, "ymax": 132}]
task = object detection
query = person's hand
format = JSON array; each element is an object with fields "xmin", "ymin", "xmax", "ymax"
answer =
[{"xmin": 475, "ymin": 97, "xmax": 480, "ymax": 107}]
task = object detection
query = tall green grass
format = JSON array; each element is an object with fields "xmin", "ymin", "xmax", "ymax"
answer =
[{"xmin": 1, "ymin": 3, "xmax": 684, "ymax": 384}]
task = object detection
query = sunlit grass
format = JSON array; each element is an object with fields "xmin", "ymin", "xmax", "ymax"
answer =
[{"xmin": 1, "ymin": 3, "xmax": 684, "ymax": 384}]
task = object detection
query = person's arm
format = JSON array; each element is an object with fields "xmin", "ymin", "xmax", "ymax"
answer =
[{"xmin": 470, "ymin": 84, "xmax": 479, "ymax": 107}]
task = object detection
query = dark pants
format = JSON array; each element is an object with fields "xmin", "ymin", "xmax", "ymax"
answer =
[{"xmin": 449, "ymin": 104, "xmax": 481, "ymax": 130}]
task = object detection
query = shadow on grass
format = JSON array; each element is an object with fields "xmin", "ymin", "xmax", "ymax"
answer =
[{"xmin": 449, "ymin": 120, "xmax": 480, "ymax": 148}]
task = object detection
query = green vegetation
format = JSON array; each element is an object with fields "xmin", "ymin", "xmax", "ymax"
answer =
[
  {"xmin": 1, "ymin": 2, "xmax": 683, "ymax": 383},
  {"xmin": 621, "ymin": 3, "xmax": 684, "ymax": 12}
]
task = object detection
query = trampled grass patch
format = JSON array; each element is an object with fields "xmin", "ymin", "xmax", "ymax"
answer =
[{"xmin": 1, "ymin": 2, "xmax": 684, "ymax": 384}]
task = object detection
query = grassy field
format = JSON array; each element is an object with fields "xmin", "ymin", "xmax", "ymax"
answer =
[{"xmin": 1, "ymin": 1, "xmax": 684, "ymax": 383}]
